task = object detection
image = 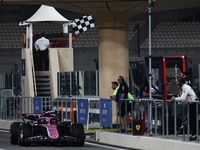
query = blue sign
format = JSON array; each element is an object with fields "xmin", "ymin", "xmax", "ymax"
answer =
[
  {"xmin": 77, "ymin": 99, "xmax": 88, "ymax": 125},
  {"xmin": 33, "ymin": 98, "xmax": 42, "ymax": 114},
  {"xmin": 100, "ymin": 99, "xmax": 111, "ymax": 127}
]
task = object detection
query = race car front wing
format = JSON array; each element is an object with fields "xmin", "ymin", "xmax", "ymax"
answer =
[{"xmin": 24, "ymin": 135, "xmax": 83, "ymax": 142}]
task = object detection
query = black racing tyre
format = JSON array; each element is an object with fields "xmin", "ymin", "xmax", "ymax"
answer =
[
  {"xmin": 10, "ymin": 122, "xmax": 21, "ymax": 144},
  {"xmin": 72, "ymin": 123, "xmax": 85, "ymax": 147},
  {"xmin": 18, "ymin": 123, "xmax": 32, "ymax": 146}
]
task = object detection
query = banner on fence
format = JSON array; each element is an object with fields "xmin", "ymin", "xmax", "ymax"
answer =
[
  {"xmin": 77, "ymin": 99, "xmax": 88, "ymax": 125},
  {"xmin": 100, "ymin": 99, "xmax": 111, "ymax": 127},
  {"xmin": 33, "ymin": 97, "xmax": 42, "ymax": 114}
]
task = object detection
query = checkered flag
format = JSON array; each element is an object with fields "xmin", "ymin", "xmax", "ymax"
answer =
[{"xmin": 72, "ymin": 15, "xmax": 95, "ymax": 35}]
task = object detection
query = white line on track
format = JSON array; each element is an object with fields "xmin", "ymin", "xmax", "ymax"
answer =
[
  {"xmin": 0, "ymin": 130, "xmax": 129, "ymax": 150},
  {"xmin": 85, "ymin": 142, "xmax": 129, "ymax": 150},
  {"xmin": 0, "ymin": 130, "xmax": 9, "ymax": 133}
]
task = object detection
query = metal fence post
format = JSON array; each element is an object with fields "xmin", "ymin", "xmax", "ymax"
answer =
[
  {"xmin": 13, "ymin": 97, "xmax": 15, "ymax": 119},
  {"xmin": 119, "ymin": 101, "xmax": 121, "ymax": 133},
  {"xmin": 70, "ymin": 72, "xmax": 72, "ymax": 96},
  {"xmin": 30, "ymin": 97, "xmax": 32, "ymax": 113},
  {"xmin": 196, "ymin": 102, "xmax": 199, "ymax": 142},
  {"xmin": 166, "ymin": 101, "xmax": 168, "ymax": 138},
  {"xmin": 110, "ymin": 99, "xmax": 112, "ymax": 132},
  {"xmin": 155, "ymin": 101, "xmax": 157, "ymax": 136},
  {"xmin": 19, "ymin": 97, "xmax": 22, "ymax": 120},
  {"xmin": 96, "ymin": 70, "xmax": 98, "ymax": 96},
  {"xmin": 24, "ymin": 97, "xmax": 26, "ymax": 114},
  {"xmin": 82, "ymin": 71, "xmax": 85, "ymax": 96},
  {"xmin": 7, "ymin": 97, "xmax": 12, "ymax": 119},
  {"xmin": 187, "ymin": 103, "xmax": 190, "ymax": 141},
  {"xmin": 148, "ymin": 101, "xmax": 150, "ymax": 136},
  {"xmin": 131, "ymin": 100, "xmax": 133, "ymax": 135},
  {"xmin": 27, "ymin": 97, "xmax": 29, "ymax": 114},
  {"xmin": 87, "ymin": 98, "xmax": 90, "ymax": 130},
  {"xmin": 162, "ymin": 100, "xmax": 164, "ymax": 138},
  {"xmin": 116, "ymin": 101, "xmax": 118, "ymax": 133},
  {"xmin": 15, "ymin": 97, "xmax": 18, "ymax": 120},
  {"xmin": 182, "ymin": 102, "xmax": 185, "ymax": 141},
  {"xmin": 174, "ymin": 101, "xmax": 177, "ymax": 139},
  {"xmin": 65, "ymin": 98, "xmax": 68, "ymax": 121},
  {"xmin": 58, "ymin": 72, "xmax": 60, "ymax": 97},
  {"xmin": 4, "ymin": 98, "xmax": 6, "ymax": 119},
  {"xmin": 125, "ymin": 100, "xmax": 127, "ymax": 134}
]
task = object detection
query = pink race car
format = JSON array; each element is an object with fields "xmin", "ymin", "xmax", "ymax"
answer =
[{"xmin": 10, "ymin": 112, "xmax": 85, "ymax": 146}]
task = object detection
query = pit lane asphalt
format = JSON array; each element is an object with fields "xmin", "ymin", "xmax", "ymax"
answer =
[{"xmin": 0, "ymin": 130, "xmax": 139, "ymax": 150}]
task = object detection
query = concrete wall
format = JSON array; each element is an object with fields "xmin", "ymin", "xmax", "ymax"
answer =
[
  {"xmin": 99, "ymin": 131, "xmax": 200, "ymax": 150},
  {"xmin": 0, "ymin": 120, "xmax": 13, "ymax": 130},
  {"xmin": 49, "ymin": 47, "xmax": 74, "ymax": 99}
]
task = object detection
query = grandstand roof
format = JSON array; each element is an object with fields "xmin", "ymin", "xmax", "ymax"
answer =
[
  {"xmin": 25, "ymin": 5, "xmax": 69, "ymax": 23},
  {"xmin": 3, "ymin": 0, "xmax": 200, "ymax": 14}
]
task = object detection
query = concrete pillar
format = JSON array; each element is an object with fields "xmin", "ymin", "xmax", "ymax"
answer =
[
  {"xmin": 93, "ymin": 13, "xmax": 135, "ymax": 123},
  {"xmin": 99, "ymin": 28, "xmax": 129, "ymax": 98},
  {"xmin": 94, "ymin": 12, "xmax": 135, "ymax": 98}
]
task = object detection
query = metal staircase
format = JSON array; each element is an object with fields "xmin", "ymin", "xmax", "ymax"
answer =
[{"xmin": 35, "ymin": 71, "xmax": 51, "ymax": 97}]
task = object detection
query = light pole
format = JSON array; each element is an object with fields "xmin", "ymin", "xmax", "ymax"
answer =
[
  {"xmin": 148, "ymin": 0, "xmax": 155, "ymax": 136},
  {"xmin": 136, "ymin": 24, "xmax": 140, "ymax": 57}
]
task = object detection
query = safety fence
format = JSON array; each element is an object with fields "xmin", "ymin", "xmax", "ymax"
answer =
[
  {"xmin": 52, "ymin": 97, "xmax": 100, "ymax": 130},
  {"xmin": 0, "ymin": 96, "xmax": 52, "ymax": 120},
  {"xmin": 114, "ymin": 98, "xmax": 199, "ymax": 142},
  {"xmin": 52, "ymin": 97, "xmax": 199, "ymax": 142},
  {"xmin": 0, "ymin": 97, "xmax": 32, "ymax": 120},
  {"xmin": 0, "ymin": 96, "xmax": 199, "ymax": 142}
]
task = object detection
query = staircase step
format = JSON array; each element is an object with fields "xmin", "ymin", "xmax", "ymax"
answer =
[
  {"xmin": 37, "ymin": 94, "xmax": 51, "ymax": 97},
  {"xmin": 35, "ymin": 71, "xmax": 51, "ymax": 97},
  {"xmin": 37, "ymin": 90, "xmax": 51, "ymax": 93},
  {"xmin": 36, "ymin": 78, "xmax": 50, "ymax": 81},
  {"xmin": 37, "ymin": 83, "xmax": 50, "ymax": 85},
  {"xmin": 37, "ymin": 92, "xmax": 51, "ymax": 94},
  {"xmin": 35, "ymin": 71, "xmax": 49, "ymax": 76},
  {"xmin": 37, "ymin": 87, "xmax": 51, "ymax": 90}
]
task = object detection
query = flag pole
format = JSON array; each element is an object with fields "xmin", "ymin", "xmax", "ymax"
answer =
[{"xmin": 148, "ymin": 0, "xmax": 153, "ymax": 136}]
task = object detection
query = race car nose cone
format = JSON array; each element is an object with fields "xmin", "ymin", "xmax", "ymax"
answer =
[{"xmin": 47, "ymin": 127, "xmax": 59, "ymax": 139}]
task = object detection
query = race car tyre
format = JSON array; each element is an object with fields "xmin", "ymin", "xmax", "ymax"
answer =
[
  {"xmin": 18, "ymin": 123, "xmax": 32, "ymax": 146},
  {"xmin": 72, "ymin": 123, "xmax": 85, "ymax": 147},
  {"xmin": 10, "ymin": 122, "xmax": 21, "ymax": 144}
]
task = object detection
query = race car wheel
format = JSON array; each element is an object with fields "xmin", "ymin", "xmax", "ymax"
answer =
[
  {"xmin": 18, "ymin": 123, "xmax": 31, "ymax": 146},
  {"xmin": 72, "ymin": 123, "xmax": 85, "ymax": 147},
  {"xmin": 10, "ymin": 122, "xmax": 21, "ymax": 144}
]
